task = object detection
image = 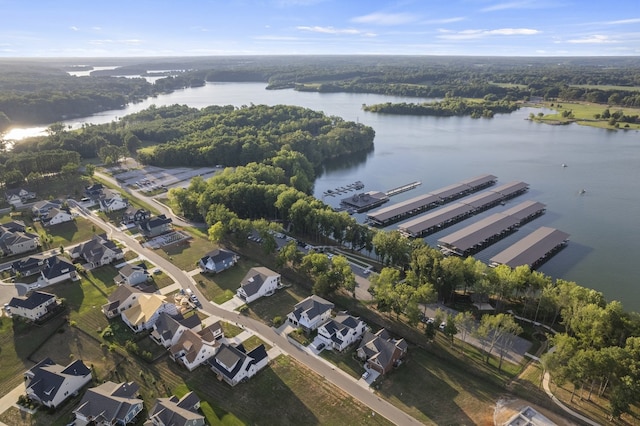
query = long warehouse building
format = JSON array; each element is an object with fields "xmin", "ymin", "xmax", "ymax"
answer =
[
  {"xmin": 367, "ymin": 174, "xmax": 497, "ymax": 226},
  {"xmin": 438, "ymin": 213, "xmax": 520, "ymax": 256},
  {"xmin": 490, "ymin": 227, "xmax": 570, "ymax": 269}
]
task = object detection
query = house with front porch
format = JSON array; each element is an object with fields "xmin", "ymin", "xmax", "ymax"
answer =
[
  {"xmin": 236, "ymin": 267, "xmax": 280, "ymax": 303},
  {"xmin": 115, "ymin": 263, "xmax": 150, "ymax": 286},
  {"xmin": 121, "ymin": 294, "xmax": 176, "ymax": 333},
  {"xmin": 5, "ymin": 188, "xmax": 36, "ymax": 207},
  {"xmin": 38, "ymin": 255, "xmax": 78, "ymax": 285},
  {"xmin": 12, "ymin": 254, "xmax": 48, "ymax": 277},
  {"xmin": 198, "ymin": 248, "xmax": 238, "ymax": 273},
  {"xmin": 208, "ymin": 343, "xmax": 269, "ymax": 386},
  {"xmin": 102, "ymin": 285, "xmax": 152, "ymax": 319},
  {"xmin": 121, "ymin": 207, "xmax": 151, "ymax": 225},
  {"xmin": 169, "ymin": 327, "xmax": 220, "ymax": 372},
  {"xmin": 25, "ymin": 358, "xmax": 92, "ymax": 409},
  {"xmin": 287, "ymin": 295, "xmax": 334, "ymax": 333},
  {"xmin": 138, "ymin": 214, "xmax": 173, "ymax": 238},
  {"xmin": 0, "ymin": 225, "xmax": 39, "ymax": 256},
  {"xmin": 70, "ymin": 233, "xmax": 124, "ymax": 269},
  {"xmin": 99, "ymin": 189, "xmax": 129, "ymax": 212},
  {"xmin": 73, "ymin": 381, "xmax": 143, "ymax": 426},
  {"xmin": 41, "ymin": 207, "xmax": 73, "ymax": 226},
  {"xmin": 356, "ymin": 328, "xmax": 408, "ymax": 375},
  {"xmin": 317, "ymin": 313, "xmax": 367, "ymax": 352},
  {"xmin": 31, "ymin": 199, "xmax": 63, "ymax": 217}
]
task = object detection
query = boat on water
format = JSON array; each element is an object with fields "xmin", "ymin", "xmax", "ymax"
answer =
[
  {"xmin": 562, "ymin": 163, "xmax": 567, "ymax": 168},
  {"xmin": 579, "ymin": 189, "xmax": 586, "ymax": 195}
]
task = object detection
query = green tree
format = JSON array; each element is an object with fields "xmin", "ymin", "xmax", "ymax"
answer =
[{"xmin": 207, "ymin": 222, "xmax": 225, "ymax": 244}]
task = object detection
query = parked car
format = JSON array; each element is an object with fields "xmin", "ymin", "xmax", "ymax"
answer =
[
  {"xmin": 316, "ymin": 342, "xmax": 326, "ymax": 351},
  {"xmin": 361, "ymin": 371, "xmax": 370, "ymax": 380},
  {"xmin": 439, "ymin": 321, "xmax": 447, "ymax": 331}
]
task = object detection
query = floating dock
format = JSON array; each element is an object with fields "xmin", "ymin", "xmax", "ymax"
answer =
[
  {"xmin": 385, "ymin": 181, "xmax": 422, "ymax": 197},
  {"xmin": 489, "ymin": 227, "xmax": 570, "ymax": 269},
  {"xmin": 340, "ymin": 191, "xmax": 389, "ymax": 213},
  {"xmin": 367, "ymin": 174, "xmax": 497, "ymax": 226},
  {"xmin": 323, "ymin": 181, "xmax": 365, "ymax": 197},
  {"xmin": 437, "ymin": 213, "xmax": 520, "ymax": 257}
]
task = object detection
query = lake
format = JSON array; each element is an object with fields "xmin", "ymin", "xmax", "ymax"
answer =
[{"xmin": 8, "ymin": 82, "xmax": 640, "ymax": 311}]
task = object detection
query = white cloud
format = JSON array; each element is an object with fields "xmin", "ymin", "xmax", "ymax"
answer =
[
  {"xmin": 69, "ymin": 26, "xmax": 79, "ymax": 31},
  {"xmin": 423, "ymin": 17, "xmax": 466, "ymax": 25},
  {"xmin": 566, "ymin": 35, "xmax": 618, "ymax": 44},
  {"xmin": 603, "ymin": 18, "xmax": 640, "ymax": 25},
  {"xmin": 254, "ymin": 35, "xmax": 300, "ymax": 41},
  {"xmin": 91, "ymin": 27, "xmax": 102, "ymax": 31},
  {"xmin": 296, "ymin": 26, "xmax": 375, "ymax": 36},
  {"xmin": 480, "ymin": 1, "xmax": 562, "ymax": 12},
  {"xmin": 89, "ymin": 39, "xmax": 143, "ymax": 46},
  {"xmin": 438, "ymin": 28, "xmax": 540, "ymax": 40},
  {"xmin": 351, "ymin": 12, "xmax": 419, "ymax": 26}
]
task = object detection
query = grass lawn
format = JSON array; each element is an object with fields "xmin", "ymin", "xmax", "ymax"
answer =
[
  {"xmin": 194, "ymin": 258, "xmax": 261, "ymax": 304},
  {"xmin": 533, "ymin": 101, "xmax": 640, "ymax": 130},
  {"xmin": 243, "ymin": 283, "xmax": 309, "ymax": 326},
  {"xmin": 221, "ymin": 321, "xmax": 244, "ymax": 338},
  {"xmin": 149, "ymin": 270, "xmax": 175, "ymax": 289},
  {"xmin": 34, "ymin": 217, "xmax": 100, "ymax": 249},
  {"xmin": 320, "ymin": 348, "xmax": 365, "ymax": 379},
  {"xmin": 157, "ymin": 231, "xmax": 216, "ymax": 270},
  {"xmin": 240, "ymin": 334, "xmax": 271, "ymax": 352}
]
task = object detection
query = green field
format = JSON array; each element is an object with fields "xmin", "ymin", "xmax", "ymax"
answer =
[{"xmin": 532, "ymin": 101, "xmax": 640, "ymax": 130}]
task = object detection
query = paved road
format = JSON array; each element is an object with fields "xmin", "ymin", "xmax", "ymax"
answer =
[{"xmin": 72, "ymin": 204, "xmax": 424, "ymax": 425}]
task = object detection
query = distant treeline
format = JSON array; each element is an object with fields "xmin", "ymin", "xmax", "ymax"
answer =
[{"xmin": 363, "ymin": 97, "xmax": 519, "ymax": 118}]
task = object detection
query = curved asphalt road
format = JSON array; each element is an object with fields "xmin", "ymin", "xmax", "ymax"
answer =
[{"xmin": 72, "ymin": 203, "xmax": 424, "ymax": 425}]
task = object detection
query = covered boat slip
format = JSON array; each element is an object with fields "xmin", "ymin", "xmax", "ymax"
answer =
[
  {"xmin": 367, "ymin": 174, "xmax": 497, "ymax": 226},
  {"xmin": 399, "ymin": 202, "xmax": 474, "ymax": 237},
  {"xmin": 340, "ymin": 191, "xmax": 389, "ymax": 213},
  {"xmin": 490, "ymin": 226, "xmax": 570, "ymax": 269},
  {"xmin": 491, "ymin": 181, "xmax": 529, "ymax": 198},
  {"xmin": 501, "ymin": 200, "xmax": 546, "ymax": 223},
  {"xmin": 437, "ymin": 213, "xmax": 520, "ymax": 256}
]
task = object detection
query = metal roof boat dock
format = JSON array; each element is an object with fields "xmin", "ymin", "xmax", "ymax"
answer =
[
  {"xmin": 489, "ymin": 227, "xmax": 570, "ymax": 269},
  {"xmin": 340, "ymin": 191, "xmax": 389, "ymax": 213},
  {"xmin": 500, "ymin": 200, "xmax": 546, "ymax": 224},
  {"xmin": 490, "ymin": 181, "xmax": 529, "ymax": 199},
  {"xmin": 437, "ymin": 213, "xmax": 520, "ymax": 256},
  {"xmin": 367, "ymin": 174, "xmax": 497, "ymax": 226},
  {"xmin": 398, "ymin": 203, "xmax": 475, "ymax": 237}
]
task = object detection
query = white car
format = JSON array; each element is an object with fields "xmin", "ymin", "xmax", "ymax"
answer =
[{"xmin": 361, "ymin": 371, "xmax": 370, "ymax": 380}]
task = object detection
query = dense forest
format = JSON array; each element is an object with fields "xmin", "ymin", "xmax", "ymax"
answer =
[
  {"xmin": 363, "ymin": 97, "xmax": 519, "ymax": 118},
  {"xmin": 1, "ymin": 56, "xmax": 640, "ymax": 131}
]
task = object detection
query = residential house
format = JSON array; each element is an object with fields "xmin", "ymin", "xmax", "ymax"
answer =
[
  {"xmin": 41, "ymin": 207, "xmax": 73, "ymax": 227},
  {"xmin": 121, "ymin": 207, "xmax": 151, "ymax": 225},
  {"xmin": 24, "ymin": 358, "xmax": 92, "ymax": 409},
  {"xmin": 147, "ymin": 391, "xmax": 204, "ymax": 426},
  {"xmin": 208, "ymin": 343, "xmax": 269, "ymax": 386},
  {"xmin": 5, "ymin": 188, "xmax": 36, "ymax": 207},
  {"xmin": 99, "ymin": 189, "xmax": 129, "ymax": 212},
  {"xmin": 84, "ymin": 183, "xmax": 104, "ymax": 199},
  {"xmin": 287, "ymin": 295, "xmax": 334, "ymax": 333},
  {"xmin": 102, "ymin": 286, "xmax": 151, "ymax": 319},
  {"xmin": 151, "ymin": 312, "xmax": 202, "ymax": 348},
  {"xmin": 71, "ymin": 234, "xmax": 124, "ymax": 268},
  {"xmin": 169, "ymin": 323, "xmax": 222, "ymax": 371},
  {"xmin": 73, "ymin": 381, "xmax": 143, "ymax": 426},
  {"xmin": 356, "ymin": 328, "xmax": 408, "ymax": 375},
  {"xmin": 121, "ymin": 293, "xmax": 176, "ymax": 333},
  {"xmin": 236, "ymin": 267, "xmax": 280, "ymax": 304},
  {"xmin": 198, "ymin": 248, "xmax": 238, "ymax": 273},
  {"xmin": 8, "ymin": 291, "xmax": 58, "ymax": 321},
  {"xmin": 197, "ymin": 320, "xmax": 224, "ymax": 343},
  {"xmin": 31, "ymin": 199, "xmax": 63, "ymax": 217},
  {"xmin": 12, "ymin": 254, "xmax": 48, "ymax": 277},
  {"xmin": 115, "ymin": 263, "xmax": 150, "ymax": 286},
  {"xmin": 0, "ymin": 222, "xmax": 39, "ymax": 256},
  {"xmin": 317, "ymin": 313, "xmax": 367, "ymax": 352},
  {"xmin": 38, "ymin": 255, "xmax": 77, "ymax": 286},
  {"xmin": 138, "ymin": 215, "xmax": 173, "ymax": 238}
]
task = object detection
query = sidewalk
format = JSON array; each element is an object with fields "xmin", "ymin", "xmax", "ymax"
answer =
[{"xmin": 0, "ymin": 382, "xmax": 25, "ymax": 425}]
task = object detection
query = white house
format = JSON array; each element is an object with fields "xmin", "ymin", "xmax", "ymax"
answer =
[
  {"xmin": 115, "ymin": 263, "xmax": 150, "ymax": 286},
  {"xmin": 5, "ymin": 188, "xmax": 36, "ymax": 207},
  {"xmin": 25, "ymin": 358, "xmax": 92, "ymax": 409},
  {"xmin": 38, "ymin": 255, "xmax": 78, "ymax": 286},
  {"xmin": 208, "ymin": 343, "xmax": 269, "ymax": 386},
  {"xmin": 317, "ymin": 313, "xmax": 367, "ymax": 351},
  {"xmin": 169, "ymin": 325, "xmax": 221, "ymax": 372},
  {"xmin": 287, "ymin": 295, "xmax": 334, "ymax": 333},
  {"xmin": 151, "ymin": 312, "xmax": 202, "ymax": 348},
  {"xmin": 198, "ymin": 248, "xmax": 238, "ymax": 273},
  {"xmin": 99, "ymin": 189, "xmax": 129, "ymax": 212},
  {"xmin": 148, "ymin": 392, "xmax": 205, "ymax": 426},
  {"xmin": 74, "ymin": 381, "xmax": 143, "ymax": 426},
  {"xmin": 121, "ymin": 294, "xmax": 176, "ymax": 333},
  {"xmin": 102, "ymin": 286, "xmax": 149, "ymax": 319},
  {"xmin": 236, "ymin": 267, "xmax": 280, "ymax": 303},
  {"xmin": 8, "ymin": 291, "xmax": 57, "ymax": 321},
  {"xmin": 41, "ymin": 207, "xmax": 73, "ymax": 226}
]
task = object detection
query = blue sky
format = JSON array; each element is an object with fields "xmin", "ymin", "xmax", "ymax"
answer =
[{"xmin": 1, "ymin": 0, "xmax": 639, "ymax": 57}]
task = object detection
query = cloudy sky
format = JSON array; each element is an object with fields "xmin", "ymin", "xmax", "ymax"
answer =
[{"xmin": 1, "ymin": 0, "xmax": 639, "ymax": 57}]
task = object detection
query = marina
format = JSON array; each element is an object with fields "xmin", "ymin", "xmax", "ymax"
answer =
[
  {"xmin": 437, "ymin": 213, "xmax": 521, "ymax": 257},
  {"xmin": 367, "ymin": 174, "xmax": 497, "ymax": 226},
  {"xmin": 490, "ymin": 227, "xmax": 570, "ymax": 269},
  {"xmin": 323, "ymin": 181, "xmax": 364, "ymax": 197},
  {"xmin": 339, "ymin": 191, "xmax": 390, "ymax": 213}
]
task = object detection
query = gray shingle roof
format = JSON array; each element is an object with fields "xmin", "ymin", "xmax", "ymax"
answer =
[{"xmin": 9, "ymin": 291, "xmax": 55, "ymax": 310}]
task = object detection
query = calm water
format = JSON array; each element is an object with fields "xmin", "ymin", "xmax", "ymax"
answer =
[{"xmin": 9, "ymin": 83, "xmax": 640, "ymax": 310}]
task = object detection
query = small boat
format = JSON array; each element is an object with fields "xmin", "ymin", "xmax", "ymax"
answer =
[
  {"xmin": 578, "ymin": 189, "xmax": 586, "ymax": 195},
  {"xmin": 562, "ymin": 163, "xmax": 567, "ymax": 168}
]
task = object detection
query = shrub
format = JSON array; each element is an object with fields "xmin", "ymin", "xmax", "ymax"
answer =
[{"xmin": 272, "ymin": 315, "xmax": 283, "ymax": 327}]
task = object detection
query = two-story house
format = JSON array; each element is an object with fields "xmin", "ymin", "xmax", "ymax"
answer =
[
  {"xmin": 121, "ymin": 207, "xmax": 151, "ymax": 225},
  {"xmin": 38, "ymin": 255, "xmax": 78, "ymax": 286},
  {"xmin": 12, "ymin": 254, "xmax": 48, "ymax": 277},
  {"xmin": 8, "ymin": 291, "xmax": 58, "ymax": 321},
  {"xmin": 102, "ymin": 285, "xmax": 151, "ymax": 319},
  {"xmin": 40, "ymin": 207, "xmax": 74, "ymax": 227},
  {"xmin": 71, "ymin": 234, "xmax": 124, "ymax": 269},
  {"xmin": 73, "ymin": 381, "xmax": 143, "ymax": 426},
  {"xmin": 99, "ymin": 189, "xmax": 129, "ymax": 212},
  {"xmin": 138, "ymin": 215, "xmax": 173, "ymax": 238},
  {"xmin": 287, "ymin": 295, "xmax": 334, "ymax": 333},
  {"xmin": 25, "ymin": 358, "xmax": 92, "ymax": 409},
  {"xmin": 356, "ymin": 328, "xmax": 408, "ymax": 375},
  {"xmin": 317, "ymin": 313, "xmax": 367, "ymax": 352},
  {"xmin": 5, "ymin": 188, "xmax": 36, "ymax": 207},
  {"xmin": 208, "ymin": 343, "xmax": 269, "ymax": 386},
  {"xmin": 198, "ymin": 248, "xmax": 238, "ymax": 273},
  {"xmin": 31, "ymin": 199, "xmax": 63, "ymax": 217},
  {"xmin": 151, "ymin": 312, "xmax": 202, "ymax": 348},
  {"xmin": 236, "ymin": 267, "xmax": 280, "ymax": 303},
  {"xmin": 0, "ymin": 222, "xmax": 39, "ymax": 256},
  {"xmin": 121, "ymin": 294, "xmax": 177, "ymax": 333},
  {"xmin": 169, "ymin": 324, "xmax": 222, "ymax": 372},
  {"xmin": 115, "ymin": 263, "xmax": 150, "ymax": 286},
  {"xmin": 147, "ymin": 391, "xmax": 205, "ymax": 426}
]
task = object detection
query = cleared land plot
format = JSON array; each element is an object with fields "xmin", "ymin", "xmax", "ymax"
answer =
[
  {"xmin": 194, "ymin": 258, "xmax": 261, "ymax": 304},
  {"xmin": 320, "ymin": 347, "xmax": 365, "ymax": 379},
  {"xmin": 157, "ymin": 233, "xmax": 216, "ymax": 270},
  {"xmin": 243, "ymin": 283, "xmax": 310, "ymax": 326}
]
